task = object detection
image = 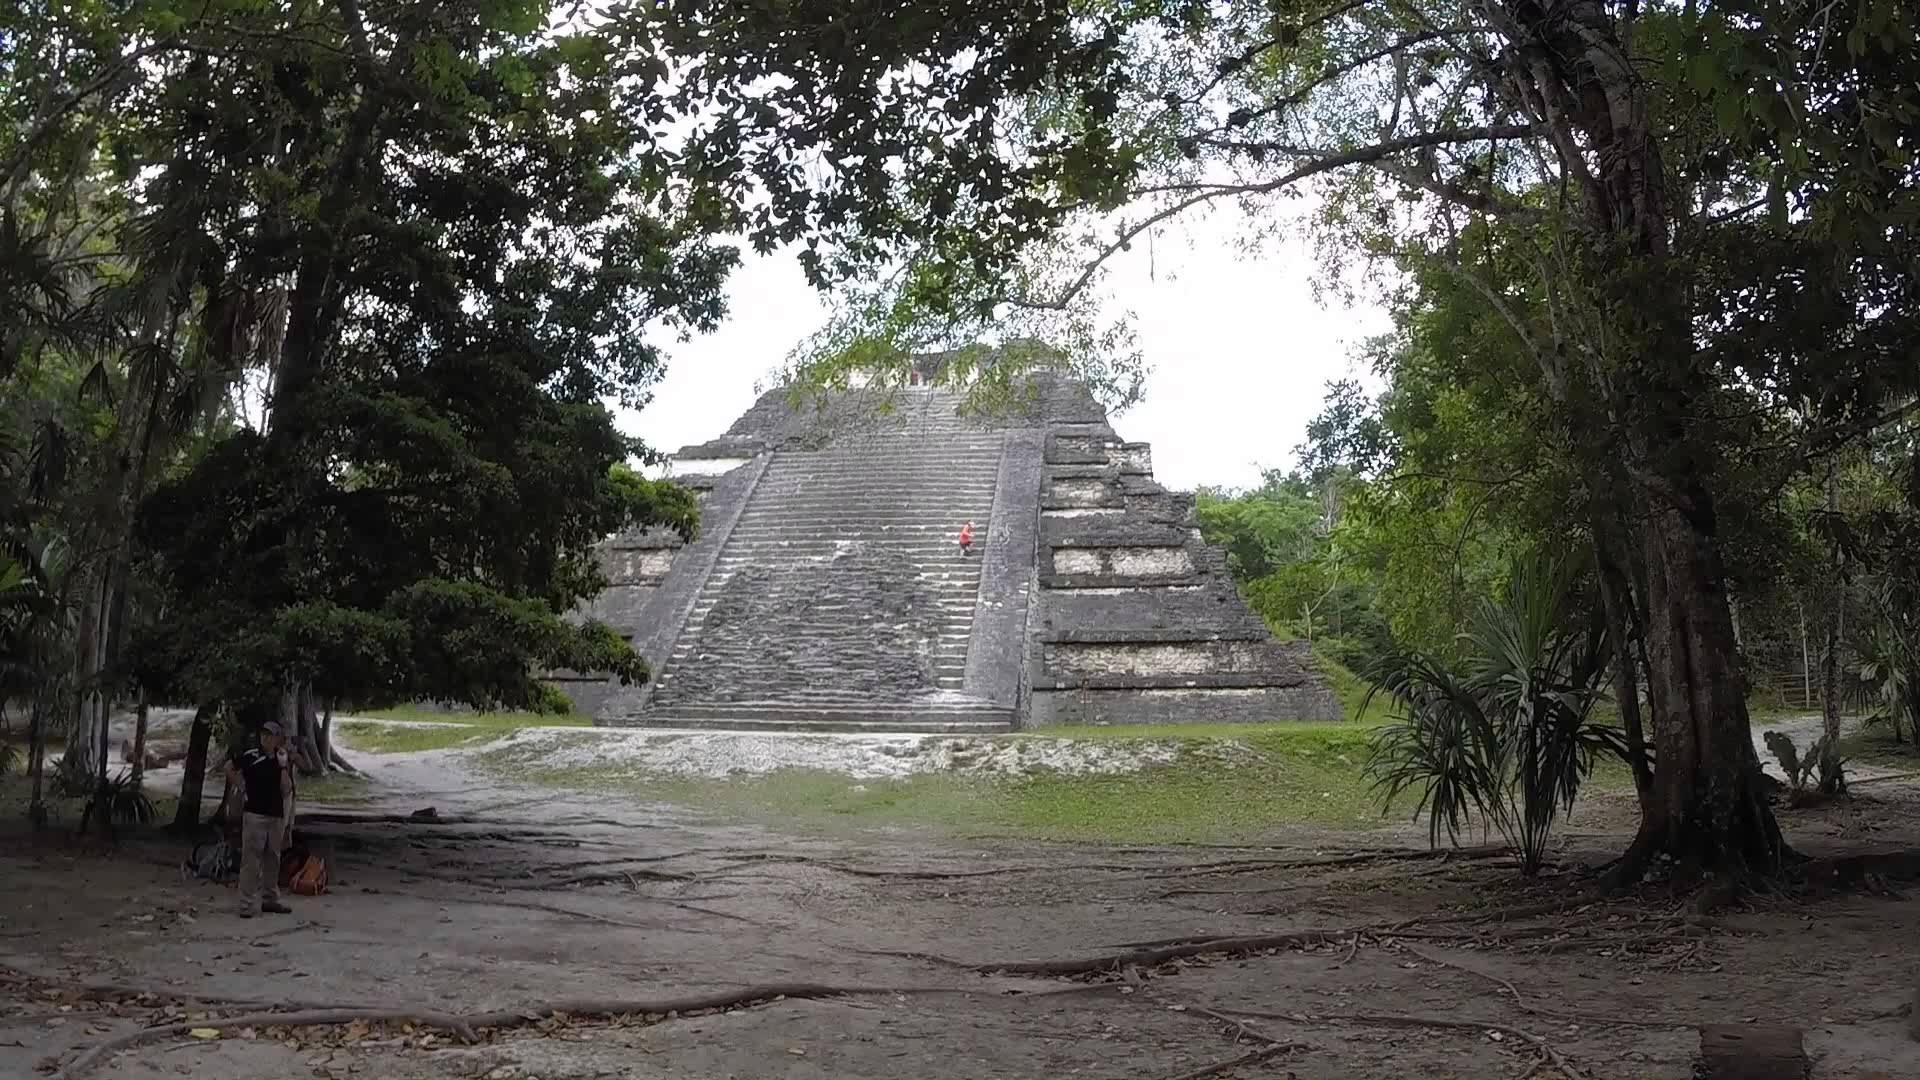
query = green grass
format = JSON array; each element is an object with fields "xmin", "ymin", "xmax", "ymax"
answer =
[
  {"xmin": 335, "ymin": 721, "xmax": 516, "ymax": 754},
  {"xmin": 335, "ymin": 705, "xmax": 593, "ymax": 754},
  {"xmin": 474, "ymin": 722, "xmax": 1392, "ymax": 844},
  {"xmin": 295, "ymin": 771, "xmax": 372, "ymax": 803},
  {"xmin": 1838, "ymin": 727, "xmax": 1920, "ymax": 768},
  {"xmin": 1318, "ymin": 654, "xmax": 1397, "ymax": 725},
  {"xmin": 362, "ymin": 705, "xmax": 594, "ymax": 729}
]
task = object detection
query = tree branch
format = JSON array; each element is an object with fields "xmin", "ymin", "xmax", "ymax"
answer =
[
  {"xmin": 1366, "ymin": 159, "xmax": 1546, "ymax": 221},
  {"xmin": 1014, "ymin": 125, "xmax": 1538, "ymax": 311},
  {"xmin": 1187, "ymin": 29, "xmax": 1466, "ymax": 143},
  {"xmin": 2, "ymin": 38, "xmax": 182, "ymax": 195}
]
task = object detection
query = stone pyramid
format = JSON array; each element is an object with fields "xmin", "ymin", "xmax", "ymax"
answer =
[{"xmin": 549, "ymin": 366, "xmax": 1340, "ymax": 732}]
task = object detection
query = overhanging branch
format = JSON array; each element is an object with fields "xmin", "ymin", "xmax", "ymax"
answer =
[{"xmin": 1011, "ymin": 124, "xmax": 1538, "ymax": 311}]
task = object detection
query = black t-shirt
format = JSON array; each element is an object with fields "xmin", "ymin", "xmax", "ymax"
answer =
[{"xmin": 232, "ymin": 747, "xmax": 285, "ymax": 818}]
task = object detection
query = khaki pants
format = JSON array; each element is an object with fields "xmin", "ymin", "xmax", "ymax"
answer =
[{"xmin": 237, "ymin": 811, "xmax": 286, "ymax": 912}]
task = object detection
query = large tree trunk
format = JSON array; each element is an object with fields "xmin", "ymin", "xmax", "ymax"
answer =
[
  {"xmin": 169, "ymin": 704, "xmax": 216, "ymax": 833},
  {"xmin": 1501, "ymin": 0, "xmax": 1787, "ymax": 883},
  {"xmin": 1630, "ymin": 488, "xmax": 1788, "ymax": 879}
]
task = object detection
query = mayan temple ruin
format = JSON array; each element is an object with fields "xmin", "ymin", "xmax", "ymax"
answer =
[{"xmin": 549, "ymin": 356, "xmax": 1340, "ymax": 732}]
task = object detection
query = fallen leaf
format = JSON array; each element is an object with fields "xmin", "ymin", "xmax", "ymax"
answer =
[{"xmin": 189, "ymin": 1028, "xmax": 221, "ymax": 1040}]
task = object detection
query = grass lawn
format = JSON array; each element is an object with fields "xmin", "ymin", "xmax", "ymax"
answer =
[
  {"xmin": 296, "ymin": 771, "xmax": 373, "ymax": 803},
  {"xmin": 474, "ymin": 720, "xmax": 1398, "ymax": 844},
  {"xmin": 337, "ymin": 706, "xmax": 593, "ymax": 753}
]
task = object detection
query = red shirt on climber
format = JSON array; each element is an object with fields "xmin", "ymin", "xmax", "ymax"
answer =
[{"xmin": 958, "ymin": 521, "xmax": 975, "ymax": 554}]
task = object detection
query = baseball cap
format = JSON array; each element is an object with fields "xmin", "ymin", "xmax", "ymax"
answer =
[{"xmin": 261, "ymin": 721, "xmax": 286, "ymax": 737}]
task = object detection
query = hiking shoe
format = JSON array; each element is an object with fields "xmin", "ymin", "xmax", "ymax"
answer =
[
  {"xmin": 238, "ymin": 909, "xmax": 256, "ymax": 919},
  {"xmin": 262, "ymin": 900, "xmax": 292, "ymax": 914}
]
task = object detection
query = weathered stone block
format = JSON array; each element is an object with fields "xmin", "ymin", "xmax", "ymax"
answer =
[
  {"xmin": 1051, "ymin": 546, "xmax": 1194, "ymax": 577},
  {"xmin": 1046, "ymin": 477, "xmax": 1113, "ymax": 507},
  {"xmin": 1029, "ymin": 685, "xmax": 1341, "ymax": 725},
  {"xmin": 1045, "ymin": 641, "xmax": 1278, "ymax": 677}
]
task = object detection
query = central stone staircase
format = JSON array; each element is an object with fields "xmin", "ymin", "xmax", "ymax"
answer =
[{"xmin": 644, "ymin": 392, "xmax": 1012, "ymax": 733}]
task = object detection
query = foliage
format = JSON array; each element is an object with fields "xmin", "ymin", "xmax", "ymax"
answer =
[
  {"xmin": 83, "ymin": 769, "xmax": 156, "ymax": 826},
  {"xmin": 1763, "ymin": 731, "xmax": 1845, "ymax": 796},
  {"xmin": 0, "ymin": 740, "xmax": 17, "ymax": 774},
  {"xmin": 50, "ymin": 749, "xmax": 93, "ymax": 799},
  {"xmin": 1852, "ymin": 620, "xmax": 1920, "ymax": 744},
  {"xmin": 621, "ymin": 0, "xmax": 1920, "ymax": 875},
  {"xmin": 1365, "ymin": 556, "xmax": 1629, "ymax": 873},
  {"xmin": 2, "ymin": 0, "xmax": 741, "ymax": 757}
]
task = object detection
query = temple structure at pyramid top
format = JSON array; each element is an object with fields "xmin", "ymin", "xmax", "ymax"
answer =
[{"xmin": 550, "ymin": 357, "xmax": 1340, "ymax": 732}]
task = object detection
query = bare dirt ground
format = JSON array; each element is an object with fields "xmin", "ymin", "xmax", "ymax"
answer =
[{"xmin": 4, "ymin": 742, "xmax": 1919, "ymax": 1080}]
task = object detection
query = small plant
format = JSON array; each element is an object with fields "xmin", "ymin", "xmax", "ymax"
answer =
[
  {"xmin": 51, "ymin": 749, "xmax": 94, "ymax": 798},
  {"xmin": 1764, "ymin": 730, "xmax": 1846, "ymax": 799},
  {"xmin": 83, "ymin": 770, "xmax": 157, "ymax": 827},
  {"xmin": 1364, "ymin": 554, "xmax": 1633, "ymax": 874},
  {"xmin": 0, "ymin": 740, "xmax": 18, "ymax": 774}
]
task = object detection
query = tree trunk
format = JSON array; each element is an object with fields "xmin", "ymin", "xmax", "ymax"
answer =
[
  {"xmin": 1627, "ymin": 490, "xmax": 1788, "ymax": 880},
  {"xmin": 316, "ymin": 698, "xmax": 334, "ymax": 773},
  {"xmin": 169, "ymin": 704, "xmax": 216, "ymax": 833},
  {"xmin": 130, "ymin": 690, "xmax": 150, "ymax": 787},
  {"xmin": 26, "ymin": 686, "xmax": 49, "ymax": 827},
  {"xmin": 89, "ymin": 679, "xmax": 111, "ymax": 835},
  {"xmin": 1818, "ymin": 462, "xmax": 1846, "ymax": 795},
  {"xmin": 1593, "ymin": 522, "xmax": 1653, "ymax": 804},
  {"xmin": 65, "ymin": 570, "xmax": 103, "ymax": 782}
]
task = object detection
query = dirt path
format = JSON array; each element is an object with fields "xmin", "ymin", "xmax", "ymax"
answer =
[{"xmin": 5, "ymin": 747, "xmax": 1918, "ymax": 1079}]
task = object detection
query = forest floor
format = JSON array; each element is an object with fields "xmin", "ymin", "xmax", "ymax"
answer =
[{"xmin": 3, "ymin": 720, "xmax": 1919, "ymax": 1080}]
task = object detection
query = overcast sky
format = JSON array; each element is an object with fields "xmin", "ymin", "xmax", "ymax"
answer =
[{"xmin": 616, "ymin": 209, "xmax": 1392, "ymax": 493}]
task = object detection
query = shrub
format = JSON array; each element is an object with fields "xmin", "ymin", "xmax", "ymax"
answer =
[{"xmin": 1364, "ymin": 554, "xmax": 1633, "ymax": 874}]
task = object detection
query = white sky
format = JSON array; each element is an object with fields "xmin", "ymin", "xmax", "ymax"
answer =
[{"xmin": 617, "ymin": 209, "xmax": 1391, "ymax": 493}]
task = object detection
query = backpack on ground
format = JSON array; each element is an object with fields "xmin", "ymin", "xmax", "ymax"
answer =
[
  {"xmin": 278, "ymin": 842, "xmax": 329, "ymax": 896},
  {"xmin": 185, "ymin": 837, "xmax": 239, "ymax": 884}
]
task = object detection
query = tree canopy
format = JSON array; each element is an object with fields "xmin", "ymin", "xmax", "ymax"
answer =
[
  {"xmin": 622, "ymin": 0, "xmax": 1919, "ymax": 879},
  {"xmin": 2, "ymin": 0, "xmax": 736, "ymax": 817}
]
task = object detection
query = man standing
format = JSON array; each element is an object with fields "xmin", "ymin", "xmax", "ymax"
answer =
[
  {"xmin": 958, "ymin": 520, "xmax": 975, "ymax": 556},
  {"xmin": 226, "ymin": 722, "xmax": 293, "ymax": 918}
]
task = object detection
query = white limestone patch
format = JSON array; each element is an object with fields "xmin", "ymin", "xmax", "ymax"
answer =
[
  {"xmin": 1053, "ymin": 546, "xmax": 1193, "ymax": 576},
  {"xmin": 469, "ymin": 725, "xmax": 1224, "ymax": 780}
]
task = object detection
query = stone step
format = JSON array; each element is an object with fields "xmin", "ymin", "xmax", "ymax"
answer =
[
  {"xmin": 728, "ymin": 519, "xmax": 996, "ymax": 528},
  {"xmin": 760, "ymin": 457, "xmax": 1004, "ymax": 469},
  {"xmin": 631, "ymin": 702, "xmax": 1013, "ymax": 734},
  {"xmin": 734, "ymin": 495, "xmax": 1000, "ymax": 508},
  {"xmin": 757, "ymin": 458, "xmax": 1003, "ymax": 471}
]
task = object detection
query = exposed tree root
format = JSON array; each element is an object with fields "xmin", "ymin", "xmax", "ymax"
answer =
[
  {"xmin": 876, "ymin": 930, "xmax": 1345, "ymax": 977},
  {"xmin": 707, "ymin": 852, "xmax": 1149, "ymax": 879},
  {"xmin": 1155, "ymin": 1042, "xmax": 1299, "ymax": 1079},
  {"xmin": 1142, "ymin": 845, "xmax": 1511, "ymax": 881},
  {"xmin": 1398, "ymin": 944, "xmax": 1687, "ymax": 1030},
  {"xmin": 515, "ymin": 867, "xmax": 696, "ymax": 888},
  {"xmin": 51, "ymin": 982, "xmax": 1114, "ymax": 1079},
  {"xmin": 1846, "ymin": 771, "xmax": 1920, "ymax": 788},
  {"xmin": 1204, "ymin": 1003, "xmax": 1584, "ymax": 1079}
]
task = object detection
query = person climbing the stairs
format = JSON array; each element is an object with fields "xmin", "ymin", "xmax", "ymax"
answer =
[{"xmin": 958, "ymin": 520, "xmax": 975, "ymax": 556}]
